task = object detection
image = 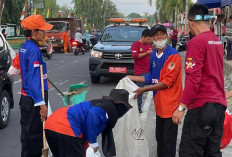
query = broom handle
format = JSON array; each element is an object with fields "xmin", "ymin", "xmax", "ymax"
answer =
[
  {"xmin": 47, "ymin": 78, "xmax": 65, "ymax": 97},
  {"xmin": 40, "ymin": 65, "xmax": 47, "ymax": 150}
]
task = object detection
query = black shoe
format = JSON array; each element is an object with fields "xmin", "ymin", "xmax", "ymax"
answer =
[{"xmin": 139, "ymin": 108, "xmax": 142, "ymax": 113}]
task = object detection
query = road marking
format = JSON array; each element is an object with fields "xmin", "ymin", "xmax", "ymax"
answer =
[
  {"xmin": 48, "ymin": 80, "xmax": 69, "ymax": 92},
  {"xmin": 79, "ymin": 80, "xmax": 86, "ymax": 84},
  {"xmin": 48, "ymin": 56, "xmax": 89, "ymax": 73},
  {"xmin": 58, "ymin": 80, "xmax": 69, "ymax": 85}
]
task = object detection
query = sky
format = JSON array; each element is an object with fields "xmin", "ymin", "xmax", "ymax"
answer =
[{"xmin": 57, "ymin": 0, "xmax": 156, "ymax": 16}]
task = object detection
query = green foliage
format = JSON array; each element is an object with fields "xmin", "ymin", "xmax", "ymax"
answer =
[
  {"xmin": 72, "ymin": 0, "xmax": 124, "ymax": 30},
  {"xmin": 127, "ymin": 13, "xmax": 142, "ymax": 18},
  {"xmin": 1, "ymin": 0, "xmax": 27, "ymax": 25},
  {"xmin": 1, "ymin": 0, "xmax": 61, "ymax": 25},
  {"xmin": 149, "ymin": 0, "xmax": 193, "ymax": 23},
  {"xmin": 39, "ymin": 0, "xmax": 60, "ymax": 18}
]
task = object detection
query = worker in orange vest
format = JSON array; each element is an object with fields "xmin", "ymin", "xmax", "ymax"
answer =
[{"xmin": 62, "ymin": 29, "xmax": 69, "ymax": 53}]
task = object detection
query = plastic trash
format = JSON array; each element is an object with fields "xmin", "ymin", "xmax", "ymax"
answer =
[
  {"xmin": 86, "ymin": 147, "xmax": 101, "ymax": 157},
  {"xmin": 220, "ymin": 110, "xmax": 232, "ymax": 149}
]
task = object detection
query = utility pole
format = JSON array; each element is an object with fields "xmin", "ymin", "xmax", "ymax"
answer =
[{"xmin": 185, "ymin": 0, "xmax": 188, "ymax": 34}]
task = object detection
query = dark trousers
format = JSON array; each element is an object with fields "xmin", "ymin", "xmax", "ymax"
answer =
[
  {"xmin": 156, "ymin": 115, "xmax": 178, "ymax": 157},
  {"xmin": 20, "ymin": 91, "xmax": 48, "ymax": 157},
  {"xmin": 172, "ymin": 39, "xmax": 177, "ymax": 49},
  {"xmin": 226, "ymin": 40, "xmax": 232, "ymax": 60},
  {"xmin": 135, "ymin": 73, "xmax": 148, "ymax": 109},
  {"xmin": 179, "ymin": 103, "xmax": 226, "ymax": 157},
  {"xmin": 45, "ymin": 130, "xmax": 85, "ymax": 157}
]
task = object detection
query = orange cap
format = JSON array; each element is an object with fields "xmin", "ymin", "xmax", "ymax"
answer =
[{"xmin": 21, "ymin": 15, "xmax": 53, "ymax": 31}]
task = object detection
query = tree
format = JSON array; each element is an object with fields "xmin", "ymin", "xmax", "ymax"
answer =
[
  {"xmin": 72, "ymin": 0, "xmax": 124, "ymax": 30},
  {"xmin": 1, "ymin": 0, "xmax": 26, "ymax": 26},
  {"xmin": 39, "ymin": 0, "xmax": 60, "ymax": 18},
  {"xmin": 149, "ymin": 0, "xmax": 192, "ymax": 24},
  {"xmin": 0, "ymin": 0, "xmax": 5, "ymax": 25},
  {"xmin": 127, "ymin": 13, "xmax": 142, "ymax": 18}
]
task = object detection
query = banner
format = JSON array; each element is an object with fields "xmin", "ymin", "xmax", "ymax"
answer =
[
  {"xmin": 47, "ymin": 8, "xmax": 50, "ymax": 18},
  {"xmin": 34, "ymin": 8, "xmax": 37, "ymax": 15},
  {"xmin": 20, "ymin": 3, "xmax": 26, "ymax": 20}
]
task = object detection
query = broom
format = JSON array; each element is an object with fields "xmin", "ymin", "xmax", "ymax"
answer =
[{"xmin": 40, "ymin": 65, "xmax": 49, "ymax": 157}]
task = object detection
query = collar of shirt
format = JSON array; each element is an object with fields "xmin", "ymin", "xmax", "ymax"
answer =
[{"xmin": 30, "ymin": 38, "xmax": 40, "ymax": 47}]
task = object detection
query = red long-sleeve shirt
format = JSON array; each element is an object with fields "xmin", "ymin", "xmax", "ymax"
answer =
[
  {"xmin": 131, "ymin": 41, "xmax": 153, "ymax": 76},
  {"xmin": 181, "ymin": 31, "xmax": 227, "ymax": 109}
]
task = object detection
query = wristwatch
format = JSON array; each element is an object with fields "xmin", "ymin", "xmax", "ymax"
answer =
[{"xmin": 178, "ymin": 105, "xmax": 186, "ymax": 112}]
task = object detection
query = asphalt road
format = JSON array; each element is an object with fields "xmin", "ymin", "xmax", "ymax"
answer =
[
  {"xmin": 0, "ymin": 52, "xmax": 123, "ymax": 157},
  {"xmin": 0, "ymin": 51, "xmax": 231, "ymax": 157}
]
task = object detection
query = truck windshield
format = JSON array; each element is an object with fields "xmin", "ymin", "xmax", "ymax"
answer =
[
  {"xmin": 101, "ymin": 26, "xmax": 146, "ymax": 42},
  {"xmin": 47, "ymin": 22, "xmax": 67, "ymax": 32}
]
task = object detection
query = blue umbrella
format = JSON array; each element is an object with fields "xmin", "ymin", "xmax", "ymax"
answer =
[
  {"xmin": 198, "ymin": 0, "xmax": 232, "ymax": 8},
  {"xmin": 197, "ymin": 0, "xmax": 221, "ymax": 9}
]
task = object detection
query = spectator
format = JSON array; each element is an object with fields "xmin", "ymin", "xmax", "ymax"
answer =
[
  {"xmin": 1, "ymin": 29, "xmax": 7, "ymax": 39},
  {"xmin": 75, "ymin": 27, "xmax": 84, "ymax": 50},
  {"xmin": 128, "ymin": 24, "xmax": 182, "ymax": 157},
  {"xmin": 84, "ymin": 30, "xmax": 91, "ymax": 45},
  {"xmin": 95, "ymin": 29, "xmax": 101, "ymax": 41},
  {"xmin": 171, "ymin": 27, "xmax": 178, "ymax": 49},
  {"xmin": 71, "ymin": 13, "xmax": 77, "ymax": 20},
  {"xmin": 173, "ymin": 4, "xmax": 227, "ymax": 157},
  {"xmin": 210, "ymin": 18, "xmax": 215, "ymax": 33},
  {"xmin": 226, "ymin": 15, "xmax": 232, "ymax": 60},
  {"xmin": 131, "ymin": 29, "xmax": 153, "ymax": 113},
  {"xmin": 214, "ymin": 14, "xmax": 225, "ymax": 43}
]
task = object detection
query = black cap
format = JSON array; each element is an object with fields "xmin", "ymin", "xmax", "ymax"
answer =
[
  {"xmin": 151, "ymin": 24, "xmax": 167, "ymax": 36},
  {"xmin": 103, "ymin": 89, "xmax": 132, "ymax": 109}
]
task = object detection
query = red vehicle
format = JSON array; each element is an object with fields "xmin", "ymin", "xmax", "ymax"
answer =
[{"xmin": 45, "ymin": 18, "xmax": 83, "ymax": 52}]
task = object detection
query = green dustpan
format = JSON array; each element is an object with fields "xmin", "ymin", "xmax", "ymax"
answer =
[{"xmin": 62, "ymin": 84, "xmax": 89, "ymax": 106}]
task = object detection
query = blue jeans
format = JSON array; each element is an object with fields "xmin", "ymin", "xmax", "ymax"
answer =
[{"xmin": 135, "ymin": 73, "xmax": 148, "ymax": 109}]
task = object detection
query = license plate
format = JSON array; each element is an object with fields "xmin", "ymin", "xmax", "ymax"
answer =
[
  {"xmin": 52, "ymin": 44, "xmax": 58, "ymax": 47},
  {"xmin": 109, "ymin": 67, "xmax": 127, "ymax": 73}
]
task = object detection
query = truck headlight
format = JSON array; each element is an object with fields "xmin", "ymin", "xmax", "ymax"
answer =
[{"xmin": 91, "ymin": 50, "xmax": 102, "ymax": 58}]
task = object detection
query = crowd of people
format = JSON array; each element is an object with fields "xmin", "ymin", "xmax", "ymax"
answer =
[{"xmin": 6, "ymin": 3, "xmax": 232, "ymax": 157}]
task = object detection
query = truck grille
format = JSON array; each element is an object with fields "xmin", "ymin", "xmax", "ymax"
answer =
[
  {"xmin": 52, "ymin": 39, "xmax": 62, "ymax": 44},
  {"xmin": 102, "ymin": 52, "xmax": 132, "ymax": 59},
  {"xmin": 101, "ymin": 63, "xmax": 134, "ymax": 70}
]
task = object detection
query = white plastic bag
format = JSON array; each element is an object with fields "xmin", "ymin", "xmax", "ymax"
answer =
[
  {"xmin": 8, "ymin": 65, "xmax": 20, "ymax": 76},
  {"xmin": 113, "ymin": 77, "xmax": 149, "ymax": 157},
  {"xmin": 86, "ymin": 147, "xmax": 101, "ymax": 157}
]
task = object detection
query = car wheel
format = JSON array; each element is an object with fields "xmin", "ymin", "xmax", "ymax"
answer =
[
  {"xmin": 0, "ymin": 90, "xmax": 10, "ymax": 129},
  {"xmin": 91, "ymin": 76, "xmax": 100, "ymax": 83}
]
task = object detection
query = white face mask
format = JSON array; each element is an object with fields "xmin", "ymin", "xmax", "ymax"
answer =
[{"xmin": 154, "ymin": 39, "xmax": 167, "ymax": 49}]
